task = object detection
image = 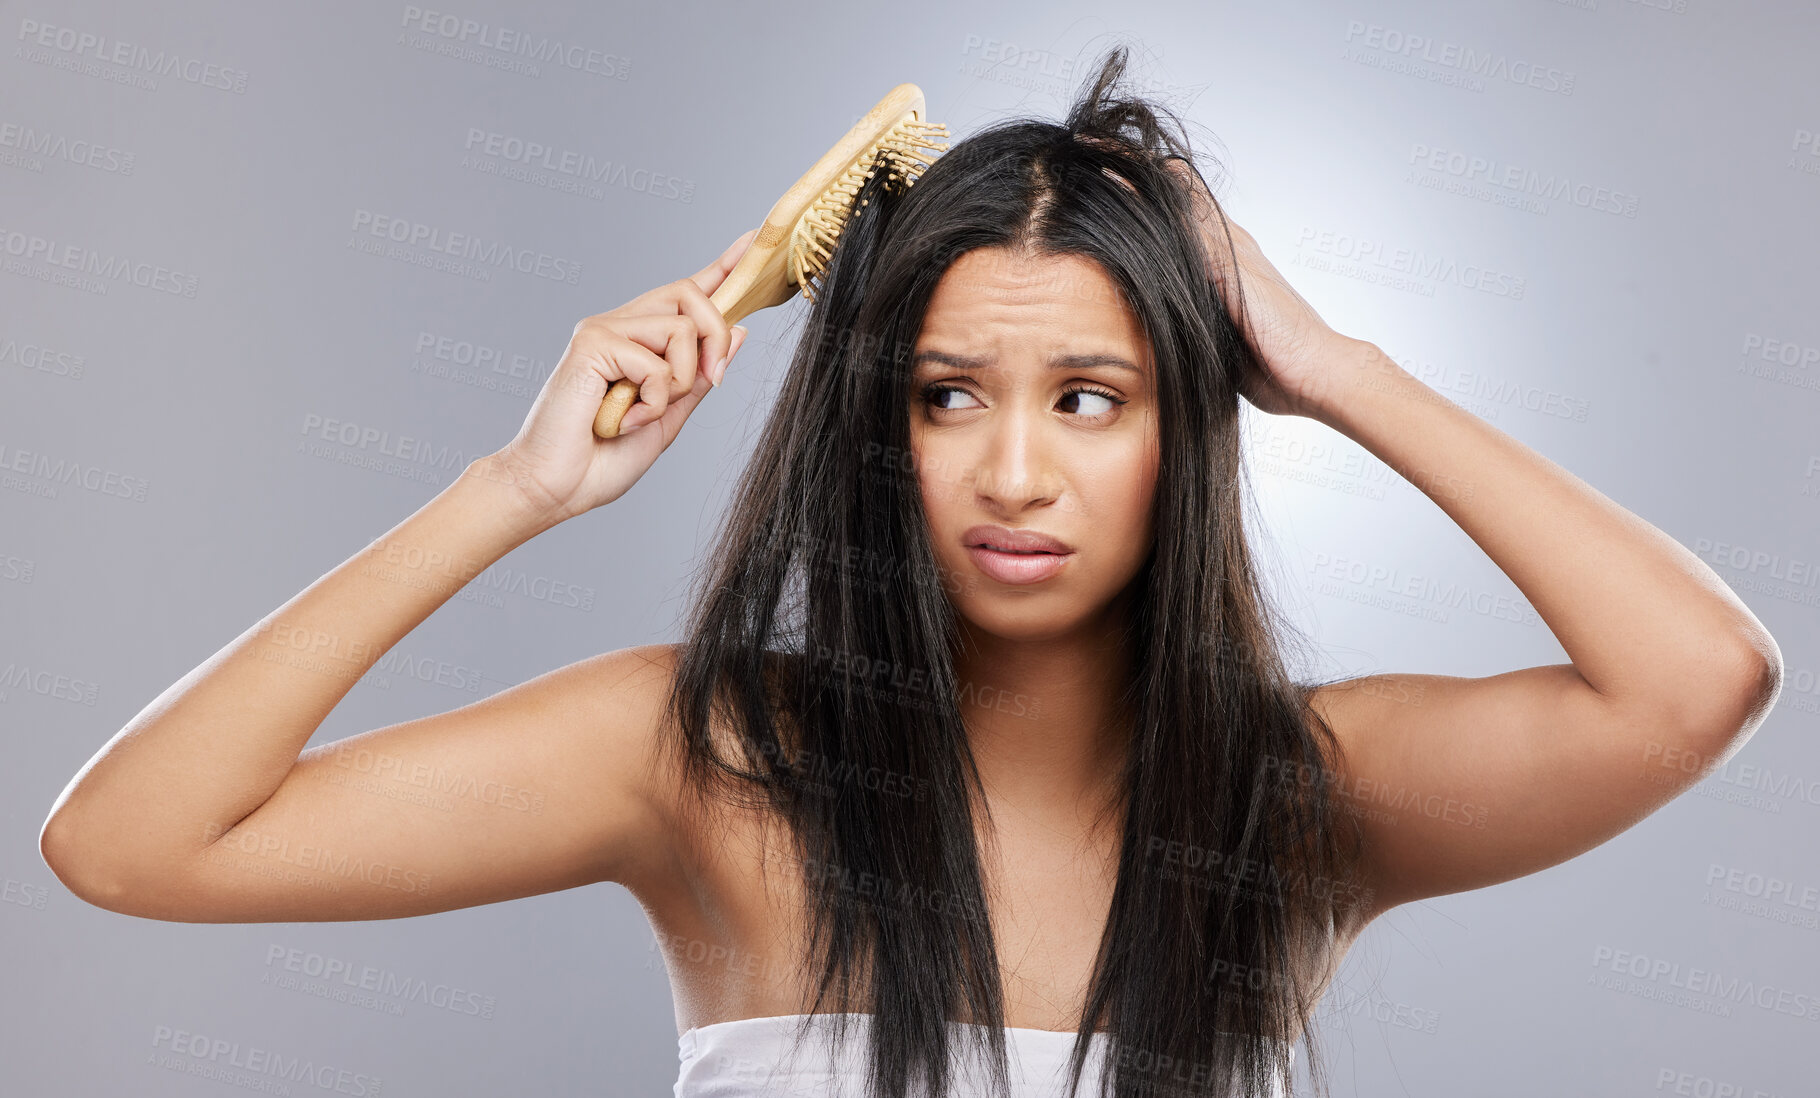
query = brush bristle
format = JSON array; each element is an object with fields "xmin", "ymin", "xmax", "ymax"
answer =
[{"xmin": 790, "ymin": 116, "xmax": 950, "ymax": 302}]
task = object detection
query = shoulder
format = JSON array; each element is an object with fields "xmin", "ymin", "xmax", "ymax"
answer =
[
  {"xmin": 541, "ymin": 645, "xmax": 688, "ymax": 884},
  {"xmin": 581, "ymin": 642, "xmax": 798, "ymax": 874},
  {"xmin": 1298, "ymin": 675, "xmax": 1403, "ymax": 937},
  {"xmin": 576, "ymin": 641, "xmax": 703, "ymax": 790}
]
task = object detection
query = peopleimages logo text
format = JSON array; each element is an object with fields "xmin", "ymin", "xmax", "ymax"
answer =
[
  {"xmin": 462, "ymin": 129, "xmax": 695, "ymax": 203},
  {"xmin": 349, "ymin": 210, "xmax": 583, "ymax": 284},
  {"xmin": 1343, "ymin": 21, "xmax": 1575, "ymax": 94},
  {"xmin": 0, "ymin": 227, "xmax": 198, "ymax": 297},
  {"xmin": 16, "ymin": 19, "xmax": 249, "ymax": 92},
  {"xmin": 398, "ymin": 6, "xmax": 630, "ymax": 79}
]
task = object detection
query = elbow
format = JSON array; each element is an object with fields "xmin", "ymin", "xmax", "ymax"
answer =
[
  {"xmin": 1735, "ymin": 630, "xmax": 1784, "ymax": 728},
  {"xmin": 1681, "ymin": 629, "xmax": 1784, "ymax": 749},
  {"xmin": 40, "ymin": 812, "xmax": 140, "ymax": 916},
  {"xmin": 38, "ymin": 807, "xmax": 79, "ymax": 889},
  {"xmin": 40, "ymin": 812, "xmax": 99, "ymax": 904}
]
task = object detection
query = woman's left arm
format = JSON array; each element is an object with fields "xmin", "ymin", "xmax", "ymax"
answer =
[
  {"xmin": 1186, "ymin": 192, "xmax": 1785, "ymax": 924},
  {"xmin": 1306, "ymin": 336, "xmax": 1782, "ymax": 922}
]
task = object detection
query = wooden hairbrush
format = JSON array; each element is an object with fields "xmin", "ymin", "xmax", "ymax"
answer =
[{"xmin": 592, "ymin": 83, "xmax": 950, "ymax": 438}]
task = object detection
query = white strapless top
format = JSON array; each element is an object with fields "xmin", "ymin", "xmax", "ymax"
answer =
[{"xmin": 674, "ymin": 1012, "xmax": 1292, "ymax": 1097}]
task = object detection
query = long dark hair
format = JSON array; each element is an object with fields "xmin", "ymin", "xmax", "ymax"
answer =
[{"xmin": 661, "ymin": 45, "xmax": 1365, "ymax": 1098}]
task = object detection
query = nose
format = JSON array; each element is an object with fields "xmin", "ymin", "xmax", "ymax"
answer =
[{"xmin": 967, "ymin": 405, "xmax": 1060, "ymax": 515}]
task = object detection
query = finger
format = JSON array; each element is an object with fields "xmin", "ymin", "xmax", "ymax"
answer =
[
  {"xmin": 1163, "ymin": 156, "xmax": 1217, "ymax": 222},
  {"xmin": 609, "ymin": 313, "xmax": 701, "ymax": 401},
  {"xmin": 671, "ymin": 277, "xmax": 733, "ymax": 389},
  {"xmin": 1195, "ymin": 211, "xmax": 1255, "ymax": 334},
  {"xmin": 598, "ymin": 241, "xmax": 739, "ymax": 323},
  {"xmin": 688, "ymin": 231, "xmax": 755, "ymax": 380},
  {"xmin": 601, "ymin": 276, "xmax": 733, "ymax": 389},
  {"xmin": 1162, "ymin": 155, "xmax": 1198, "ymax": 191},
  {"xmin": 589, "ymin": 327, "xmax": 674, "ymax": 426},
  {"xmin": 637, "ymin": 321, "xmax": 744, "ymax": 440},
  {"xmin": 722, "ymin": 324, "xmax": 749, "ymax": 380},
  {"xmin": 689, "ymin": 228, "xmax": 758, "ymax": 297},
  {"xmin": 1162, "ymin": 161, "xmax": 1241, "ymax": 289},
  {"xmin": 650, "ymin": 369, "xmax": 715, "ymax": 448},
  {"xmin": 1203, "ymin": 206, "xmax": 1248, "ymax": 285}
]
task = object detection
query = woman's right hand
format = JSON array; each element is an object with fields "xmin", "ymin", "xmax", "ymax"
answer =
[{"xmin": 487, "ymin": 229, "xmax": 757, "ymax": 523}]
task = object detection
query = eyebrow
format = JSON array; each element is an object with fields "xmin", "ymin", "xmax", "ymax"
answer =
[{"xmin": 910, "ymin": 349, "xmax": 1142, "ymax": 374}]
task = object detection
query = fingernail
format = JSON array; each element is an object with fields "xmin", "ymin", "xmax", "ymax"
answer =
[{"xmin": 717, "ymin": 327, "xmax": 746, "ymax": 387}]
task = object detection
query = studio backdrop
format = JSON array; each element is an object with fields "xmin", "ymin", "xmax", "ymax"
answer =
[{"xmin": 4, "ymin": 1, "xmax": 1816, "ymax": 1095}]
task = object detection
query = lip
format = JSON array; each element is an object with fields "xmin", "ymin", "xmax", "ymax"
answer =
[
  {"xmin": 961, "ymin": 524, "xmax": 1075, "ymax": 585},
  {"xmin": 962, "ymin": 524, "xmax": 1074, "ymax": 554},
  {"xmin": 967, "ymin": 546, "xmax": 1072, "ymax": 584}
]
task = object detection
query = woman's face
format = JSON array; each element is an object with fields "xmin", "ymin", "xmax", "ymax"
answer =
[{"xmin": 908, "ymin": 246, "xmax": 1160, "ymax": 642}]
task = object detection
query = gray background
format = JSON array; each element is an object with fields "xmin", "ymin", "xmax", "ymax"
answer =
[{"xmin": 4, "ymin": 1, "xmax": 1817, "ymax": 1094}]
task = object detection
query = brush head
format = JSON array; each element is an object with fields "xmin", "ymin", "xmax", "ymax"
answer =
[
  {"xmin": 706, "ymin": 84, "xmax": 950, "ymax": 325},
  {"xmin": 788, "ymin": 96, "xmax": 950, "ymax": 301},
  {"xmin": 595, "ymin": 84, "xmax": 950, "ymax": 439}
]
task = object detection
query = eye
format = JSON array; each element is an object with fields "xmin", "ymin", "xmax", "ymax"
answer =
[
  {"xmin": 1058, "ymin": 384, "xmax": 1126, "ymax": 420},
  {"xmin": 918, "ymin": 381, "xmax": 1129, "ymax": 422},
  {"xmin": 920, "ymin": 383, "xmax": 982, "ymax": 412}
]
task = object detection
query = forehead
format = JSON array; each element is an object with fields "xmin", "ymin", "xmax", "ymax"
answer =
[{"xmin": 915, "ymin": 247, "xmax": 1147, "ymax": 359}]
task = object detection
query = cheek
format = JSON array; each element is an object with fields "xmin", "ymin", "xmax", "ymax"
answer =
[
  {"xmin": 1101, "ymin": 453, "xmax": 1155, "ymax": 525},
  {"xmin": 908, "ymin": 435, "xmax": 950, "ymax": 543},
  {"xmin": 1139, "ymin": 439, "xmax": 1160, "ymax": 515},
  {"xmin": 910, "ymin": 434, "xmax": 961, "ymax": 517},
  {"xmin": 1093, "ymin": 436, "xmax": 1160, "ymax": 553}
]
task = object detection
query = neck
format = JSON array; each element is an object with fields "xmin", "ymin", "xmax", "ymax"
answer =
[{"xmin": 950, "ymin": 591, "xmax": 1138, "ymax": 836}]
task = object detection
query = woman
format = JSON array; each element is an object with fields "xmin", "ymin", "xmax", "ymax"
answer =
[{"xmin": 39, "ymin": 48, "xmax": 1782, "ymax": 1098}]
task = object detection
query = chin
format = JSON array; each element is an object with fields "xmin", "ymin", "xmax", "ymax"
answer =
[{"xmin": 950, "ymin": 591, "xmax": 1108, "ymax": 644}]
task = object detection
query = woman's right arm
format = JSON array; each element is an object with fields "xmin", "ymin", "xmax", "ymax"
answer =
[{"xmin": 37, "ymin": 231, "xmax": 758, "ymax": 922}]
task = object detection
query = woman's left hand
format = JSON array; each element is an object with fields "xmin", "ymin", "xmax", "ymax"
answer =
[{"xmin": 1164, "ymin": 159, "xmax": 1361, "ymax": 419}]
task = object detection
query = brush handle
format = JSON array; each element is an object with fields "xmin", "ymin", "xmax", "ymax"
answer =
[
  {"xmin": 590, "ymin": 82, "xmax": 937, "ymax": 439},
  {"xmin": 590, "ymin": 223, "xmax": 796, "ymax": 439}
]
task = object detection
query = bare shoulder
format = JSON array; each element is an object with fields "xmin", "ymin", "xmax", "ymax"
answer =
[
  {"xmin": 587, "ymin": 642, "xmax": 793, "ymax": 886},
  {"xmin": 570, "ymin": 642, "xmax": 698, "ymax": 885},
  {"xmin": 1301, "ymin": 670, "xmax": 1469, "ymax": 935}
]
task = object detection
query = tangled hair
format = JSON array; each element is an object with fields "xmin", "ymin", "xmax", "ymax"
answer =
[{"xmin": 661, "ymin": 44, "xmax": 1365, "ymax": 1098}]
